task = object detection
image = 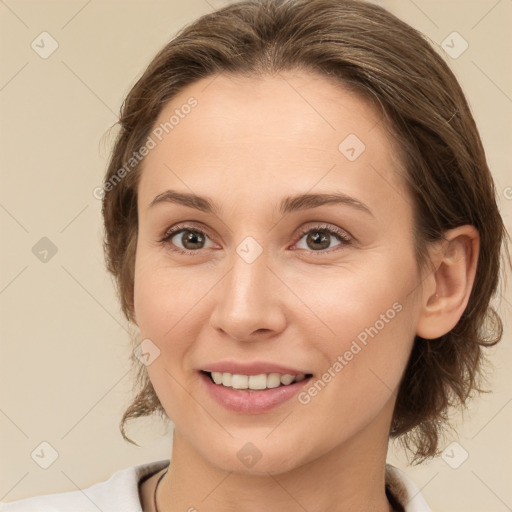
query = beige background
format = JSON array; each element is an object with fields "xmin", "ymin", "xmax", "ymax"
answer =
[{"xmin": 0, "ymin": 0, "xmax": 511, "ymax": 510}]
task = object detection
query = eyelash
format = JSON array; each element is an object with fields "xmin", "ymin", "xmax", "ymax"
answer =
[{"xmin": 158, "ymin": 222, "xmax": 352, "ymax": 256}]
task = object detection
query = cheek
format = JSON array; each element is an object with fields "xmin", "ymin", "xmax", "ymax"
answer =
[
  {"xmin": 293, "ymin": 252, "xmax": 419, "ymax": 410},
  {"xmin": 133, "ymin": 248, "xmax": 192, "ymax": 338},
  {"xmin": 288, "ymin": 250, "xmax": 417, "ymax": 347},
  {"xmin": 133, "ymin": 254, "xmax": 199, "ymax": 421},
  {"xmin": 295, "ymin": 304, "xmax": 416, "ymax": 452},
  {"xmin": 133, "ymin": 250, "xmax": 214, "ymax": 377}
]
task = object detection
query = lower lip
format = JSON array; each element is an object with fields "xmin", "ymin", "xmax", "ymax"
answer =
[{"xmin": 199, "ymin": 371, "xmax": 312, "ymax": 414}]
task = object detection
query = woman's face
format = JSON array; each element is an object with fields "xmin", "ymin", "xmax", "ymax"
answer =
[{"xmin": 134, "ymin": 71, "xmax": 425, "ymax": 474}]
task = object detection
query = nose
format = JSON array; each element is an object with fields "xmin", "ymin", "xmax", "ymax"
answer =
[{"xmin": 209, "ymin": 246, "xmax": 287, "ymax": 342}]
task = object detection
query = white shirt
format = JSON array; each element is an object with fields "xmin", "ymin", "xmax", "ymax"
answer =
[{"xmin": 1, "ymin": 460, "xmax": 432, "ymax": 511}]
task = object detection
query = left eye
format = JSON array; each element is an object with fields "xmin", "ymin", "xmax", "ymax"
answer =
[
  {"xmin": 159, "ymin": 223, "xmax": 351, "ymax": 254},
  {"xmin": 295, "ymin": 226, "xmax": 351, "ymax": 252}
]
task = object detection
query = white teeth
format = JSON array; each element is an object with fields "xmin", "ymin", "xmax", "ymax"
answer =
[
  {"xmin": 248, "ymin": 374, "xmax": 267, "ymax": 390},
  {"xmin": 280, "ymin": 374, "xmax": 295, "ymax": 385},
  {"xmin": 211, "ymin": 372, "xmax": 223, "ymax": 384},
  {"xmin": 207, "ymin": 371, "xmax": 308, "ymax": 390},
  {"xmin": 231, "ymin": 374, "xmax": 249, "ymax": 389},
  {"xmin": 266, "ymin": 373, "xmax": 281, "ymax": 388},
  {"xmin": 221, "ymin": 373, "xmax": 232, "ymax": 386}
]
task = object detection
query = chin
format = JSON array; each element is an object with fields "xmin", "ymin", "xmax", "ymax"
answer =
[{"xmin": 194, "ymin": 433, "xmax": 312, "ymax": 476}]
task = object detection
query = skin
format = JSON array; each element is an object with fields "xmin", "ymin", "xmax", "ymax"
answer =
[{"xmin": 133, "ymin": 71, "xmax": 479, "ymax": 511}]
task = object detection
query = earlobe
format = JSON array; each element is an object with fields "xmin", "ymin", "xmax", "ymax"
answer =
[{"xmin": 416, "ymin": 225, "xmax": 479, "ymax": 340}]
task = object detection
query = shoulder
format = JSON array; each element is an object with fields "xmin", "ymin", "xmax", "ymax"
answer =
[
  {"xmin": 0, "ymin": 459, "xmax": 170, "ymax": 512},
  {"xmin": 385, "ymin": 464, "xmax": 434, "ymax": 512}
]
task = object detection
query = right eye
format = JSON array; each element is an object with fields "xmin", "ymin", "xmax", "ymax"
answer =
[{"xmin": 159, "ymin": 224, "xmax": 215, "ymax": 254}]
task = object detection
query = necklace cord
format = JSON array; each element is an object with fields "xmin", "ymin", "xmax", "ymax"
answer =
[
  {"xmin": 153, "ymin": 468, "xmax": 169, "ymax": 512},
  {"xmin": 153, "ymin": 467, "xmax": 399, "ymax": 511}
]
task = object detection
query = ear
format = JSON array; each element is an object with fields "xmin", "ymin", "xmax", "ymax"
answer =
[{"xmin": 416, "ymin": 225, "xmax": 479, "ymax": 339}]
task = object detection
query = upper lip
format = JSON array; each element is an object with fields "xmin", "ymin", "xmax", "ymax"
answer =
[{"xmin": 200, "ymin": 361, "xmax": 311, "ymax": 376}]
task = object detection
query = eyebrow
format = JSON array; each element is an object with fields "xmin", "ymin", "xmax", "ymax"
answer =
[{"xmin": 148, "ymin": 189, "xmax": 374, "ymax": 217}]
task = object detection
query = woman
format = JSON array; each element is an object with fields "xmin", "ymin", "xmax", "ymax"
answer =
[{"xmin": 2, "ymin": 0, "xmax": 508, "ymax": 510}]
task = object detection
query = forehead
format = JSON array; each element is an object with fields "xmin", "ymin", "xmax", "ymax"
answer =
[
  {"xmin": 138, "ymin": 71, "xmax": 409, "ymax": 217},
  {"xmin": 150, "ymin": 71, "xmax": 388, "ymax": 151}
]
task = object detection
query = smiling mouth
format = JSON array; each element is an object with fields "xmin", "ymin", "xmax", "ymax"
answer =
[{"xmin": 201, "ymin": 370, "xmax": 313, "ymax": 391}]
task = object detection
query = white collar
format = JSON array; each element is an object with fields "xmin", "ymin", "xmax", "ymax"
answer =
[{"xmin": 0, "ymin": 459, "xmax": 432, "ymax": 511}]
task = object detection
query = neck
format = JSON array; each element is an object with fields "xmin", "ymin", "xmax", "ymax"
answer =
[{"xmin": 157, "ymin": 428, "xmax": 395, "ymax": 512}]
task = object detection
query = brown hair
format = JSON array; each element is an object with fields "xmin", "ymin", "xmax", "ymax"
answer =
[{"xmin": 101, "ymin": 0, "xmax": 510, "ymax": 463}]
